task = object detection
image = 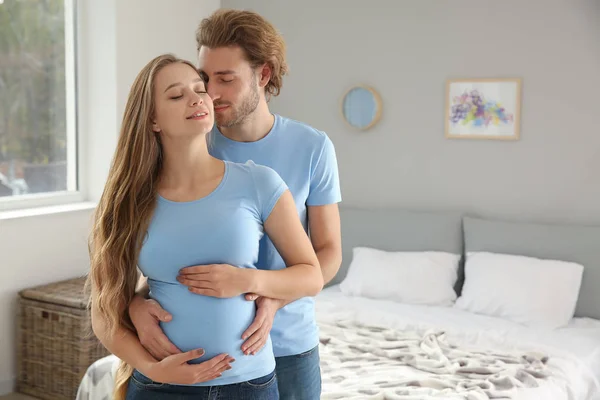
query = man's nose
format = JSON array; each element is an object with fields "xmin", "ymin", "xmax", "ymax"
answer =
[{"xmin": 207, "ymin": 85, "xmax": 220, "ymax": 101}]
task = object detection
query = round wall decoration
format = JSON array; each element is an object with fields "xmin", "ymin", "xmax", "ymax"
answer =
[{"xmin": 341, "ymin": 85, "xmax": 382, "ymax": 131}]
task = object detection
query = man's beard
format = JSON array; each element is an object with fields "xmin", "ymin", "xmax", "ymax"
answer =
[{"xmin": 214, "ymin": 80, "xmax": 260, "ymax": 129}]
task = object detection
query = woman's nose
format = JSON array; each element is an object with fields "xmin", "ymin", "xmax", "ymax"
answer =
[{"xmin": 190, "ymin": 93, "xmax": 203, "ymax": 106}]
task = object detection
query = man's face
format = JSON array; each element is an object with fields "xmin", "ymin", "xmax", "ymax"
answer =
[{"xmin": 198, "ymin": 45, "xmax": 260, "ymax": 128}]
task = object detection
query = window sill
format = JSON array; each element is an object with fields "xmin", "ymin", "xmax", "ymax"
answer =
[{"xmin": 0, "ymin": 201, "xmax": 97, "ymax": 221}]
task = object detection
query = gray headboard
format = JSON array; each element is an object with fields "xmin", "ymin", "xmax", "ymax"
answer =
[
  {"xmin": 329, "ymin": 207, "xmax": 600, "ymax": 321},
  {"xmin": 330, "ymin": 206, "xmax": 464, "ymax": 289},
  {"xmin": 463, "ymin": 216, "xmax": 600, "ymax": 320}
]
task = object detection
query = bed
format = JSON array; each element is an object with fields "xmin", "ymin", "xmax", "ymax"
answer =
[
  {"xmin": 316, "ymin": 285, "xmax": 600, "ymax": 399},
  {"xmin": 77, "ymin": 207, "xmax": 600, "ymax": 400}
]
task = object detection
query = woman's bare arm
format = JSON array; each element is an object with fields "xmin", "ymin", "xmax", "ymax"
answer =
[{"xmin": 245, "ymin": 190, "xmax": 323, "ymax": 299}]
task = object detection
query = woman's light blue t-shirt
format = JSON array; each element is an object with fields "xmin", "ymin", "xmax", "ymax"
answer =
[{"xmin": 137, "ymin": 160, "xmax": 288, "ymax": 386}]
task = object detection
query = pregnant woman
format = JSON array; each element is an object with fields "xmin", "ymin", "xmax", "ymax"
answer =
[{"xmin": 87, "ymin": 53, "xmax": 323, "ymax": 400}]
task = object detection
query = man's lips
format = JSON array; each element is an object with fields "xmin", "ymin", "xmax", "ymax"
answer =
[{"xmin": 214, "ymin": 104, "xmax": 230, "ymax": 112}]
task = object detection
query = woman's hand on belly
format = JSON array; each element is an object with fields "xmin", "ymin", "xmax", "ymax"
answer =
[
  {"xmin": 177, "ymin": 264, "xmax": 253, "ymax": 298},
  {"xmin": 145, "ymin": 348, "xmax": 235, "ymax": 385}
]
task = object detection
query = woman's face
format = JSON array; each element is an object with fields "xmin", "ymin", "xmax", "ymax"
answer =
[{"xmin": 152, "ymin": 62, "xmax": 214, "ymax": 138}]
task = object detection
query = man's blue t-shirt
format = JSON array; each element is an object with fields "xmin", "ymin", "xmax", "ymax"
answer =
[{"xmin": 208, "ymin": 114, "xmax": 342, "ymax": 357}]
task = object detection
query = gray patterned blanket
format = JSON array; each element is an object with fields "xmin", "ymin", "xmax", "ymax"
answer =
[{"xmin": 318, "ymin": 319, "xmax": 551, "ymax": 400}]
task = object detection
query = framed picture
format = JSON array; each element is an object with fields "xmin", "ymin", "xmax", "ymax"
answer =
[{"xmin": 445, "ymin": 78, "xmax": 522, "ymax": 140}]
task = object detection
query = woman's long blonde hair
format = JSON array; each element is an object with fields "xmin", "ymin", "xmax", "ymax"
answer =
[{"xmin": 86, "ymin": 54, "xmax": 199, "ymax": 399}]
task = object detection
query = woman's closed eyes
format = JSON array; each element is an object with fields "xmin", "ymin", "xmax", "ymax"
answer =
[{"xmin": 169, "ymin": 88, "xmax": 208, "ymax": 100}]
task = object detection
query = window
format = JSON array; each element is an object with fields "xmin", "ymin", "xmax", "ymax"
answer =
[{"xmin": 0, "ymin": 0, "xmax": 80, "ymax": 211}]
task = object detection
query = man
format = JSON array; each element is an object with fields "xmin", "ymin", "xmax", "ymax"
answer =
[{"xmin": 128, "ymin": 8, "xmax": 342, "ymax": 399}]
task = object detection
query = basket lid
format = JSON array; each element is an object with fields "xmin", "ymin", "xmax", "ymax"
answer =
[{"xmin": 19, "ymin": 276, "xmax": 89, "ymax": 309}]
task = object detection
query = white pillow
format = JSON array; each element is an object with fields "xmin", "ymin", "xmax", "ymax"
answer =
[
  {"xmin": 454, "ymin": 251, "xmax": 584, "ymax": 329},
  {"xmin": 339, "ymin": 247, "xmax": 461, "ymax": 306}
]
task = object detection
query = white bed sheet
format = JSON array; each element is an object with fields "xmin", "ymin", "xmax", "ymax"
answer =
[{"xmin": 316, "ymin": 285, "xmax": 600, "ymax": 400}]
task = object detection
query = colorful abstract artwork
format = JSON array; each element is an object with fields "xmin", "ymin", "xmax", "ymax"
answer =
[{"xmin": 445, "ymin": 78, "xmax": 521, "ymax": 140}]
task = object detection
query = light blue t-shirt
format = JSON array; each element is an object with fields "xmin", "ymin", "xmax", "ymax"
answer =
[
  {"xmin": 138, "ymin": 160, "xmax": 288, "ymax": 386},
  {"xmin": 208, "ymin": 114, "xmax": 342, "ymax": 357}
]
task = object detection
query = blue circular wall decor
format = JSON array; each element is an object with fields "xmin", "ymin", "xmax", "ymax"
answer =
[{"xmin": 341, "ymin": 86, "xmax": 382, "ymax": 131}]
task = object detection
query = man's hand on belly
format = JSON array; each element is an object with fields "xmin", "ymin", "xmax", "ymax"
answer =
[
  {"xmin": 177, "ymin": 263, "xmax": 252, "ymax": 298},
  {"xmin": 129, "ymin": 294, "xmax": 181, "ymax": 360},
  {"xmin": 240, "ymin": 296, "xmax": 280, "ymax": 355}
]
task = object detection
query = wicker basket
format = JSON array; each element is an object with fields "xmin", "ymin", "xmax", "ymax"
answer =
[{"xmin": 16, "ymin": 277, "xmax": 110, "ymax": 400}]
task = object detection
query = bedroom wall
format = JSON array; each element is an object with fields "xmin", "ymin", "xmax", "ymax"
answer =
[
  {"xmin": 221, "ymin": 0, "xmax": 600, "ymax": 225},
  {"xmin": 0, "ymin": 0, "xmax": 220, "ymax": 394}
]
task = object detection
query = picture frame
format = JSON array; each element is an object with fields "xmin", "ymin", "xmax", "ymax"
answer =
[{"xmin": 445, "ymin": 78, "xmax": 522, "ymax": 140}]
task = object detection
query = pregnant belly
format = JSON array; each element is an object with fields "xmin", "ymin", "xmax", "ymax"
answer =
[{"xmin": 150, "ymin": 281, "xmax": 255, "ymax": 362}]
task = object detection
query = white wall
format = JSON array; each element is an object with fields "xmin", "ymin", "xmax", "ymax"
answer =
[
  {"xmin": 0, "ymin": 0, "xmax": 220, "ymax": 394},
  {"xmin": 223, "ymin": 0, "xmax": 600, "ymax": 225}
]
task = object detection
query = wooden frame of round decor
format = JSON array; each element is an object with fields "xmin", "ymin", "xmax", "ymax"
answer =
[{"xmin": 340, "ymin": 85, "xmax": 383, "ymax": 131}]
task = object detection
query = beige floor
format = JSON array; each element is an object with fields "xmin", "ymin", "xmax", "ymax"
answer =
[{"xmin": 0, "ymin": 394, "xmax": 38, "ymax": 400}]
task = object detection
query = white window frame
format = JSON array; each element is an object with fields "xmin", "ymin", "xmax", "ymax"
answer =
[{"xmin": 0, "ymin": 0, "xmax": 84, "ymax": 213}]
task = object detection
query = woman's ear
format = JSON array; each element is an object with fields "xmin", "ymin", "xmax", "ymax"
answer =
[{"xmin": 152, "ymin": 120, "xmax": 161, "ymax": 133}]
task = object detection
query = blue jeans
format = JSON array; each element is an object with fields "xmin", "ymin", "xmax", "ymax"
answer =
[
  {"xmin": 126, "ymin": 369, "xmax": 279, "ymax": 400},
  {"xmin": 274, "ymin": 345, "xmax": 321, "ymax": 400}
]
